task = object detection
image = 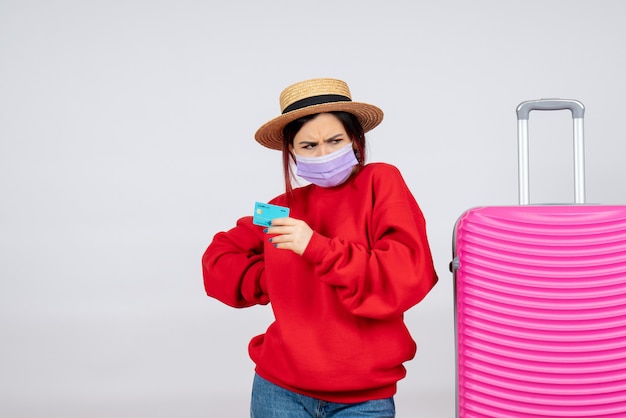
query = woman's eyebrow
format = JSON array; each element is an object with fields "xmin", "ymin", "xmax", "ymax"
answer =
[
  {"xmin": 294, "ymin": 140, "xmax": 319, "ymax": 149},
  {"xmin": 323, "ymin": 134, "xmax": 343, "ymax": 143}
]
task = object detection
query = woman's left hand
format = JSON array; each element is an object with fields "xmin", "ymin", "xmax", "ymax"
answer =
[{"xmin": 265, "ymin": 217, "xmax": 313, "ymax": 256}]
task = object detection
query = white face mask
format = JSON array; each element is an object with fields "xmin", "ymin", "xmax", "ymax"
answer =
[{"xmin": 295, "ymin": 142, "xmax": 358, "ymax": 188}]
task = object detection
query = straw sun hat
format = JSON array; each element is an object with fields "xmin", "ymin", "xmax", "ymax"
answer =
[{"xmin": 254, "ymin": 78, "xmax": 384, "ymax": 150}]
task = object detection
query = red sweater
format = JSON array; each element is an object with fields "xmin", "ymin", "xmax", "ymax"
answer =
[{"xmin": 202, "ymin": 163, "xmax": 438, "ymax": 403}]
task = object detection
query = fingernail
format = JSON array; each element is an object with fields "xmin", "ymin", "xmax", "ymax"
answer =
[
  {"xmin": 268, "ymin": 238, "xmax": 273, "ymax": 243},
  {"xmin": 273, "ymin": 243, "xmax": 278, "ymax": 248},
  {"xmin": 263, "ymin": 228, "xmax": 268, "ymax": 233}
]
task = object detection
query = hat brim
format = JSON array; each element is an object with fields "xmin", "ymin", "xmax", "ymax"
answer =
[{"xmin": 254, "ymin": 101, "xmax": 384, "ymax": 150}]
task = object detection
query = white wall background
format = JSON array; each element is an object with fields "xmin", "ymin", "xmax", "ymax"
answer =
[{"xmin": 1, "ymin": 1, "xmax": 625, "ymax": 417}]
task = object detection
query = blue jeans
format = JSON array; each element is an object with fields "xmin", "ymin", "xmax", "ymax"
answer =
[{"xmin": 250, "ymin": 374, "xmax": 396, "ymax": 418}]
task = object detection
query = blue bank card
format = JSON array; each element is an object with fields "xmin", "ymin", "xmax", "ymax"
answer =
[{"xmin": 253, "ymin": 201, "xmax": 290, "ymax": 227}]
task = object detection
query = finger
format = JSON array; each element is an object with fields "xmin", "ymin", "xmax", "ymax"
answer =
[
  {"xmin": 264, "ymin": 226, "xmax": 289, "ymax": 236},
  {"xmin": 269, "ymin": 237, "xmax": 294, "ymax": 251},
  {"xmin": 269, "ymin": 232, "xmax": 295, "ymax": 243},
  {"xmin": 269, "ymin": 217, "xmax": 294, "ymax": 227}
]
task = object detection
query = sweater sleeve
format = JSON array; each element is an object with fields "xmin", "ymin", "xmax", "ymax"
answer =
[
  {"xmin": 202, "ymin": 216, "xmax": 269, "ymax": 308},
  {"xmin": 302, "ymin": 167, "xmax": 438, "ymax": 319}
]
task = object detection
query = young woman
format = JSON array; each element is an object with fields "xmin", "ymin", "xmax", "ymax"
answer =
[{"xmin": 202, "ymin": 78, "xmax": 438, "ymax": 417}]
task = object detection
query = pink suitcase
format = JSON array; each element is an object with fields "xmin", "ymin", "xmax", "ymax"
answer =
[{"xmin": 451, "ymin": 99, "xmax": 626, "ymax": 417}]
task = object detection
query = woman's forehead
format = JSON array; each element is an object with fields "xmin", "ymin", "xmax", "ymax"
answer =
[{"xmin": 294, "ymin": 113, "xmax": 346, "ymax": 141}]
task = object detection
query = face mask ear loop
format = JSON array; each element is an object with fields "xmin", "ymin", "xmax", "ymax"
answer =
[{"xmin": 353, "ymin": 147, "xmax": 362, "ymax": 165}]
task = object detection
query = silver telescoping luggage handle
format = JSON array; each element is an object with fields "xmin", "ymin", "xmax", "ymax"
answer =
[{"xmin": 516, "ymin": 99, "xmax": 586, "ymax": 205}]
